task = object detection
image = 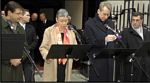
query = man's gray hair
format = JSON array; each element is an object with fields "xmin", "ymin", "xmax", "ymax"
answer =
[
  {"xmin": 56, "ymin": 9, "xmax": 69, "ymax": 18},
  {"xmin": 99, "ymin": 2, "xmax": 112, "ymax": 12}
]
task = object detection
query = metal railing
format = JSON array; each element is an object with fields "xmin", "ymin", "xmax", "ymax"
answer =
[{"xmin": 111, "ymin": 0, "xmax": 150, "ymax": 32}]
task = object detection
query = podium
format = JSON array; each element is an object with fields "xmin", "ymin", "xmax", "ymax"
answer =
[
  {"xmin": 47, "ymin": 44, "xmax": 92, "ymax": 59},
  {"xmin": 95, "ymin": 48, "xmax": 137, "ymax": 82},
  {"xmin": 1, "ymin": 34, "xmax": 25, "ymax": 60},
  {"xmin": 46, "ymin": 44, "xmax": 139, "ymax": 81},
  {"xmin": 135, "ymin": 41, "xmax": 150, "ymax": 56},
  {"xmin": 96, "ymin": 48, "xmax": 137, "ymax": 58}
]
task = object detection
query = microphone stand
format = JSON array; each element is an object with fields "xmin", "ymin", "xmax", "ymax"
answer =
[
  {"xmin": 69, "ymin": 25, "xmax": 82, "ymax": 44},
  {"xmin": 105, "ymin": 24, "xmax": 127, "ymax": 81},
  {"xmin": 105, "ymin": 24, "xmax": 126, "ymax": 48},
  {"xmin": 86, "ymin": 51, "xmax": 101, "ymax": 80},
  {"xmin": 69, "ymin": 25, "xmax": 101, "ymax": 80},
  {"xmin": 129, "ymin": 49, "xmax": 150, "ymax": 81},
  {"xmin": 132, "ymin": 55, "xmax": 150, "ymax": 81},
  {"xmin": 23, "ymin": 47, "xmax": 42, "ymax": 77}
]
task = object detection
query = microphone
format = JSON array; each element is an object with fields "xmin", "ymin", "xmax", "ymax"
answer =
[
  {"xmin": 69, "ymin": 25, "xmax": 82, "ymax": 44},
  {"xmin": 105, "ymin": 24, "xmax": 121, "ymax": 39},
  {"xmin": 105, "ymin": 24, "xmax": 126, "ymax": 48},
  {"xmin": 105, "ymin": 24, "xmax": 117, "ymax": 34}
]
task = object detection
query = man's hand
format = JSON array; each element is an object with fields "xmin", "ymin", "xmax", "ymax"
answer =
[
  {"xmin": 10, "ymin": 59, "xmax": 21, "ymax": 67},
  {"xmin": 105, "ymin": 34, "xmax": 117, "ymax": 42}
]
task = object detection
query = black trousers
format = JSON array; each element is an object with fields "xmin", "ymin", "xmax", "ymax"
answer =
[
  {"xmin": 22, "ymin": 62, "xmax": 34, "ymax": 81},
  {"xmin": 57, "ymin": 62, "xmax": 66, "ymax": 82}
]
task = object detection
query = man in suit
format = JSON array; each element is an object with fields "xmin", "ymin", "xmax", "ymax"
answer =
[
  {"xmin": 31, "ymin": 13, "xmax": 38, "ymax": 22},
  {"xmin": 120, "ymin": 12, "xmax": 150, "ymax": 82},
  {"xmin": 29, "ymin": 12, "xmax": 40, "ymax": 65},
  {"xmin": 36, "ymin": 12, "xmax": 54, "ymax": 66},
  {"xmin": 30, "ymin": 12, "xmax": 39, "ymax": 36},
  {"xmin": 83, "ymin": 2, "xmax": 122, "ymax": 82},
  {"xmin": 39, "ymin": 12, "xmax": 54, "ymax": 41},
  {"xmin": 1, "ymin": 1, "xmax": 24, "ymax": 81},
  {"xmin": 19, "ymin": 9, "xmax": 37, "ymax": 81}
]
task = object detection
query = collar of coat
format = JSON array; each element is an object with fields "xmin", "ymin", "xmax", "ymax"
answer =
[
  {"xmin": 1, "ymin": 16, "xmax": 25, "ymax": 34},
  {"xmin": 93, "ymin": 14, "xmax": 113, "ymax": 33},
  {"xmin": 129, "ymin": 26, "xmax": 150, "ymax": 40},
  {"xmin": 1, "ymin": 16, "xmax": 10, "ymax": 29}
]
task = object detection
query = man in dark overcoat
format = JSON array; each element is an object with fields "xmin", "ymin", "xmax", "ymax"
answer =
[
  {"xmin": 1, "ymin": 1, "xmax": 25, "ymax": 82},
  {"xmin": 83, "ymin": 2, "xmax": 121, "ymax": 82},
  {"xmin": 120, "ymin": 12, "xmax": 150, "ymax": 82}
]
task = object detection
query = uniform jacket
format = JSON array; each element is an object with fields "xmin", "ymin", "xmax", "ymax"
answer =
[
  {"xmin": 38, "ymin": 19, "xmax": 54, "ymax": 42},
  {"xmin": 22, "ymin": 23, "xmax": 37, "ymax": 64},
  {"xmin": 25, "ymin": 23, "xmax": 37, "ymax": 51}
]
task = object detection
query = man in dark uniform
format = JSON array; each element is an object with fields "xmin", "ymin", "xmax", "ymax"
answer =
[
  {"xmin": 1, "ymin": 1, "xmax": 24, "ymax": 82},
  {"xmin": 19, "ymin": 9, "xmax": 37, "ymax": 82},
  {"xmin": 120, "ymin": 12, "xmax": 150, "ymax": 82},
  {"xmin": 83, "ymin": 2, "xmax": 119, "ymax": 82}
]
